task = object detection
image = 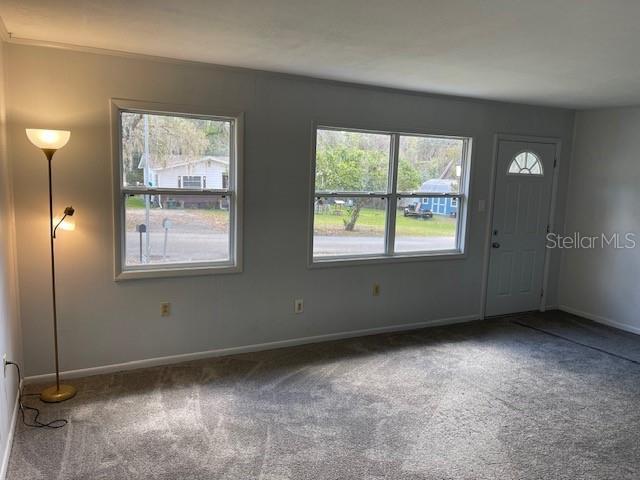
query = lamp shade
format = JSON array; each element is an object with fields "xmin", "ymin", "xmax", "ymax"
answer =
[{"xmin": 25, "ymin": 129, "xmax": 71, "ymax": 151}]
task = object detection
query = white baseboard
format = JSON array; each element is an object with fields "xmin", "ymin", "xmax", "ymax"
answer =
[
  {"xmin": 0, "ymin": 384, "xmax": 20, "ymax": 480},
  {"xmin": 558, "ymin": 305, "xmax": 640, "ymax": 335},
  {"xmin": 25, "ymin": 314, "xmax": 480, "ymax": 384}
]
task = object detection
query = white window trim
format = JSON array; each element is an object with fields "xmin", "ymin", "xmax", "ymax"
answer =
[
  {"xmin": 110, "ymin": 99, "xmax": 244, "ymax": 280},
  {"xmin": 308, "ymin": 124, "xmax": 473, "ymax": 267}
]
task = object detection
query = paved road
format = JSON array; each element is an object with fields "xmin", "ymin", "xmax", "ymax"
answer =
[
  {"xmin": 125, "ymin": 233, "xmax": 456, "ymax": 265},
  {"xmin": 125, "ymin": 232, "xmax": 229, "ymax": 264}
]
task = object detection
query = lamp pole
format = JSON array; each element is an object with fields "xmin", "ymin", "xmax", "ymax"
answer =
[
  {"xmin": 40, "ymin": 149, "xmax": 77, "ymax": 403},
  {"xmin": 45, "ymin": 151, "xmax": 61, "ymax": 392}
]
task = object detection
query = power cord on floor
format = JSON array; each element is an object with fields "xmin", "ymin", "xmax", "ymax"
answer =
[{"xmin": 4, "ymin": 361, "xmax": 68, "ymax": 429}]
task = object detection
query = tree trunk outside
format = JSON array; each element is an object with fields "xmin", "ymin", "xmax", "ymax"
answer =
[{"xmin": 343, "ymin": 201, "xmax": 362, "ymax": 231}]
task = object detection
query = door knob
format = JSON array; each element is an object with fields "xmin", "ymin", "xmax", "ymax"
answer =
[{"xmin": 492, "ymin": 242, "xmax": 500, "ymax": 248}]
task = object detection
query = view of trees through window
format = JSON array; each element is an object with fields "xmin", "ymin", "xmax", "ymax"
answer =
[
  {"xmin": 121, "ymin": 112, "xmax": 231, "ymax": 188},
  {"xmin": 313, "ymin": 128, "xmax": 467, "ymax": 258},
  {"xmin": 119, "ymin": 111, "xmax": 235, "ymax": 268}
]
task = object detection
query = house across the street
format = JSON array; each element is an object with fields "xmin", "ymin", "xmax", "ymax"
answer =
[{"xmin": 142, "ymin": 154, "xmax": 230, "ymax": 209}]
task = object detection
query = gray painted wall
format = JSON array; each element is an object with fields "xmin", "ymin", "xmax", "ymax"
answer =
[
  {"xmin": 6, "ymin": 43, "xmax": 575, "ymax": 376},
  {"xmin": 559, "ymin": 108, "xmax": 640, "ymax": 333},
  {"xmin": 0, "ymin": 39, "xmax": 22, "ymax": 474}
]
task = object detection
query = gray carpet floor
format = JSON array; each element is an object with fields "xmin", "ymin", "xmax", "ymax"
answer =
[{"xmin": 8, "ymin": 311, "xmax": 640, "ymax": 479}]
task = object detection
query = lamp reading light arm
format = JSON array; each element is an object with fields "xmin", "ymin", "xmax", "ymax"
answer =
[{"xmin": 53, "ymin": 206, "xmax": 75, "ymax": 239}]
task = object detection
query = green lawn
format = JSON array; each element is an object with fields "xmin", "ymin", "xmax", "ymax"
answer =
[
  {"xmin": 126, "ymin": 197, "xmax": 227, "ymax": 218},
  {"xmin": 314, "ymin": 207, "xmax": 456, "ymax": 237},
  {"xmin": 126, "ymin": 196, "xmax": 146, "ymax": 209}
]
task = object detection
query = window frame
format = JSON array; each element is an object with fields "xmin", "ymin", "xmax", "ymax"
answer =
[
  {"xmin": 111, "ymin": 99, "xmax": 243, "ymax": 280},
  {"xmin": 308, "ymin": 124, "xmax": 472, "ymax": 267}
]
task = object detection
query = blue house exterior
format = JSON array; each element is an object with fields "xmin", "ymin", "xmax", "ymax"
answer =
[{"xmin": 419, "ymin": 179, "xmax": 458, "ymax": 217}]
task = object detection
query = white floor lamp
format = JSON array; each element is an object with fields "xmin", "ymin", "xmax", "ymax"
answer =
[{"xmin": 25, "ymin": 128, "xmax": 77, "ymax": 403}]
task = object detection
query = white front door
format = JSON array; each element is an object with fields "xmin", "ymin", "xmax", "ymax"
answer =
[{"xmin": 485, "ymin": 140, "xmax": 556, "ymax": 317}]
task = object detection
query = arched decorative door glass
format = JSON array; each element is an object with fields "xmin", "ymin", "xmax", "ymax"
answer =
[{"xmin": 508, "ymin": 151, "xmax": 543, "ymax": 175}]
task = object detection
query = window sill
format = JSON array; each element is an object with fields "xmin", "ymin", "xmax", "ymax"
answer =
[
  {"xmin": 309, "ymin": 250, "xmax": 466, "ymax": 269},
  {"xmin": 115, "ymin": 264, "xmax": 241, "ymax": 281}
]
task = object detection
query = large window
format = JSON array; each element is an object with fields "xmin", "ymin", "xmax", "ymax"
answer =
[
  {"xmin": 113, "ymin": 101, "xmax": 242, "ymax": 279},
  {"xmin": 311, "ymin": 127, "xmax": 471, "ymax": 262}
]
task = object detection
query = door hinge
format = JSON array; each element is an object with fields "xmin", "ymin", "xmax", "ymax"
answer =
[
  {"xmin": 553, "ymin": 157, "xmax": 557, "ymax": 168},
  {"xmin": 546, "ymin": 224, "xmax": 551, "ymax": 234},
  {"xmin": 540, "ymin": 289, "xmax": 544, "ymax": 298}
]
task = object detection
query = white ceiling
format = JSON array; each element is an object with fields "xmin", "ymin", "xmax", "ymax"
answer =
[{"xmin": 3, "ymin": 0, "xmax": 640, "ymax": 108}]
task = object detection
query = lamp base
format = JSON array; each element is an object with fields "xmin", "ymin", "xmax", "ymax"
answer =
[{"xmin": 40, "ymin": 384, "xmax": 77, "ymax": 403}]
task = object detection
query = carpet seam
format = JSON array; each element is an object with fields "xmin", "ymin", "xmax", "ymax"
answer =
[{"xmin": 511, "ymin": 320, "xmax": 640, "ymax": 366}]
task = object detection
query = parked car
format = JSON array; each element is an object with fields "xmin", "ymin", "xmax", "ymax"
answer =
[{"xmin": 403, "ymin": 202, "xmax": 433, "ymax": 219}]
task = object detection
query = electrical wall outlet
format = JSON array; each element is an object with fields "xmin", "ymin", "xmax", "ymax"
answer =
[
  {"xmin": 160, "ymin": 302, "xmax": 171, "ymax": 317},
  {"xmin": 294, "ymin": 299, "xmax": 304, "ymax": 314},
  {"xmin": 373, "ymin": 283, "xmax": 381, "ymax": 296}
]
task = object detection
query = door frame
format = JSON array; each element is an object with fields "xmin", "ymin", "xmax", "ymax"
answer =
[{"xmin": 480, "ymin": 133, "xmax": 562, "ymax": 318}]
